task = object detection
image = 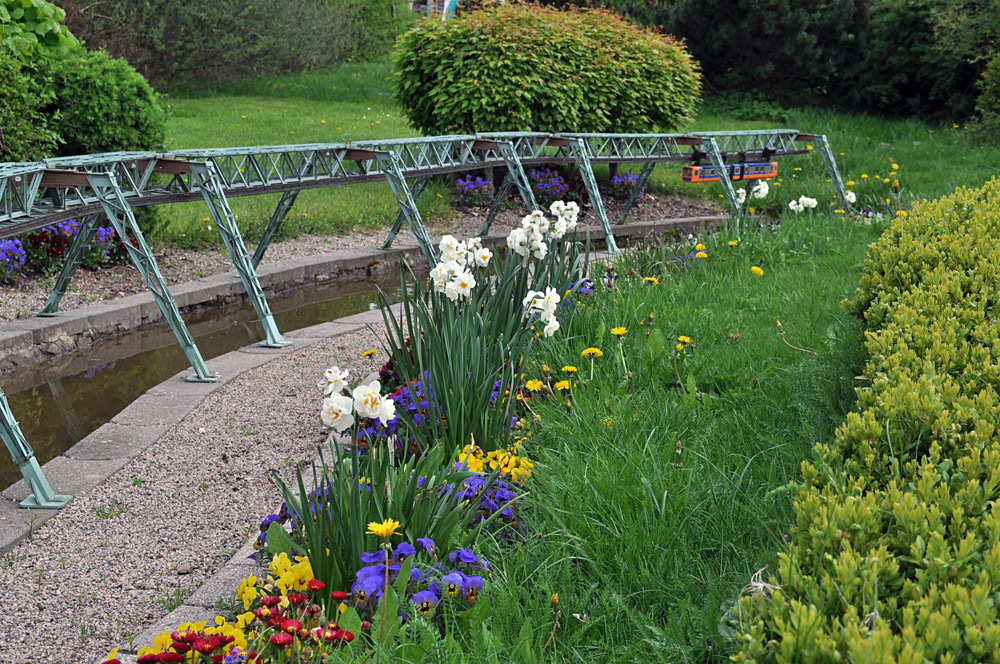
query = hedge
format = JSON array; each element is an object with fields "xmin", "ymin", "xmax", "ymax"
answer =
[
  {"xmin": 393, "ymin": 3, "xmax": 700, "ymax": 135},
  {"xmin": 735, "ymin": 179, "xmax": 1000, "ymax": 662}
]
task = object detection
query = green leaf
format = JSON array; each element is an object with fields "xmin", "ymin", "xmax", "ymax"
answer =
[
  {"xmin": 338, "ymin": 606, "xmax": 363, "ymax": 637},
  {"xmin": 379, "ymin": 587, "xmax": 401, "ymax": 645},
  {"xmin": 265, "ymin": 521, "xmax": 293, "ymax": 558},
  {"xmin": 394, "ymin": 556, "xmax": 414, "ymax": 598},
  {"xmin": 512, "ymin": 618, "xmax": 536, "ymax": 664},
  {"xmin": 459, "ymin": 596, "xmax": 492, "ymax": 626}
]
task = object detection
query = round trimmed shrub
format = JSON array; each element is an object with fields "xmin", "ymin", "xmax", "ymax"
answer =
[
  {"xmin": 37, "ymin": 48, "xmax": 166, "ymax": 156},
  {"xmin": 393, "ymin": 3, "xmax": 700, "ymax": 135},
  {"xmin": 0, "ymin": 45, "xmax": 59, "ymax": 160}
]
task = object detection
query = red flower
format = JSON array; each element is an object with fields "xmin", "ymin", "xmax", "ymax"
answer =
[
  {"xmin": 287, "ymin": 592, "xmax": 308, "ymax": 605},
  {"xmin": 212, "ymin": 657, "xmax": 224, "ymax": 664},
  {"xmin": 259, "ymin": 595, "xmax": 282, "ymax": 607},
  {"xmin": 307, "ymin": 579, "xmax": 326, "ymax": 592},
  {"xmin": 270, "ymin": 633, "xmax": 294, "ymax": 648},
  {"xmin": 330, "ymin": 629, "xmax": 355, "ymax": 644},
  {"xmin": 192, "ymin": 638, "xmax": 217, "ymax": 654},
  {"xmin": 137, "ymin": 656, "xmax": 158, "ymax": 664},
  {"xmin": 104, "ymin": 660, "xmax": 122, "ymax": 664},
  {"xmin": 216, "ymin": 634, "xmax": 235, "ymax": 647},
  {"xmin": 253, "ymin": 607, "xmax": 272, "ymax": 620},
  {"xmin": 267, "ymin": 616, "xmax": 286, "ymax": 628},
  {"xmin": 330, "ymin": 591, "xmax": 350, "ymax": 602},
  {"xmin": 360, "ymin": 620, "xmax": 372, "ymax": 630},
  {"xmin": 283, "ymin": 619, "xmax": 303, "ymax": 634},
  {"xmin": 170, "ymin": 642, "xmax": 191, "ymax": 653},
  {"xmin": 157, "ymin": 655, "xmax": 185, "ymax": 664},
  {"xmin": 244, "ymin": 650, "xmax": 259, "ymax": 664}
]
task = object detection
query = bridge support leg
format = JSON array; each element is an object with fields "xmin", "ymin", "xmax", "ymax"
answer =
[
  {"xmin": 814, "ymin": 135, "xmax": 852, "ymax": 212},
  {"xmin": 190, "ymin": 161, "xmax": 291, "ymax": 349},
  {"xmin": 498, "ymin": 142, "xmax": 539, "ymax": 212},
  {"xmin": 568, "ymin": 138, "xmax": 618, "ymax": 253},
  {"xmin": 381, "ymin": 176, "xmax": 429, "ymax": 250},
  {"xmin": 375, "ymin": 151, "xmax": 438, "ymax": 265},
  {"xmin": 616, "ymin": 162, "xmax": 656, "ymax": 225},
  {"xmin": 86, "ymin": 171, "xmax": 219, "ymax": 382},
  {"xmin": 479, "ymin": 170, "xmax": 515, "ymax": 237},
  {"xmin": 37, "ymin": 214, "xmax": 101, "ymax": 316},
  {"xmin": 0, "ymin": 386, "xmax": 72, "ymax": 509},
  {"xmin": 703, "ymin": 138, "xmax": 740, "ymax": 216},
  {"xmin": 252, "ymin": 190, "xmax": 300, "ymax": 269}
]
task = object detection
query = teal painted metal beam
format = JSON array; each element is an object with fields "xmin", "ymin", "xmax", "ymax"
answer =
[
  {"xmin": 814, "ymin": 134, "xmax": 852, "ymax": 211},
  {"xmin": 702, "ymin": 138, "xmax": 741, "ymax": 215},
  {"xmin": 374, "ymin": 150, "xmax": 437, "ymax": 264},
  {"xmin": 616, "ymin": 162, "xmax": 656, "ymax": 225},
  {"xmin": 253, "ymin": 190, "xmax": 300, "ymax": 269},
  {"xmin": 382, "ymin": 175, "xmax": 429, "ymax": 250},
  {"xmin": 567, "ymin": 137, "xmax": 617, "ymax": 253},
  {"xmin": 0, "ymin": 386, "xmax": 71, "ymax": 508},
  {"xmin": 189, "ymin": 161, "xmax": 291, "ymax": 348},
  {"xmin": 86, "ymin": 171, "xmax": 219, "ymax": 382},
  {"xmin": 36, "ymin": 214, "xmax": 101, "ymax": 316}
]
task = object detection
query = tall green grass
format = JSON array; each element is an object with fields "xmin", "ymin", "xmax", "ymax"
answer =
[{"xmin": 467, "ymin": 213, "xmax": 879, "ymax": 661}]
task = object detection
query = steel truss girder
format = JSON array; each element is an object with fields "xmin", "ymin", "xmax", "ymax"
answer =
[
  {"xmin": 36, "ymin": 214, "xmax": 101, "ymax": 316},
  {"xmin": 382, "ymin": 176, "xmax": 429, "ymax": 250},
  {"xmin": 189, "ymin": 161, "xmax": 290, "ymax": 348},
  {"xmin": 86, "ymin": 171, "xmax": 218, "ymax": 382},
  {"xmin": 374, "ymin": 150, "xmax": 437, "ymax": 264},
  {"xmin": 617, "ymin": 162, "xmax": 656, "ymax": 225},
  {"xmin": 0, "ymin": 386, "xmax": 72, "ymax": 508},
  {"xmin": 567, "ymin": 137, "xmax": 618, "ymax": 252},
  {"xmin": 253, "ymin": 190, "xmax": 300, "ymax": 268}
]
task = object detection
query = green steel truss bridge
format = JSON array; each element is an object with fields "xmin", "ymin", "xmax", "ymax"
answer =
[{"xmin": 0, "ymin": 129, "xmax": 848, "ymax": 508}]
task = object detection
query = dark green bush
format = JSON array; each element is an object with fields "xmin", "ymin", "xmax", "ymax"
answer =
[
  {"xmin": 0, "ymin": 0, "xmax": 77, "ymax": 60},
  {"xmin": 0, "ymin": 45, "xmax": 58, "ymax": 160},
  {"xmin": 61, "ymin": 0, "xmax": 409, "ymax": 87},
  {"xmin": 393, "ymin": 3, "xmax": 700, "ymax": 135},
  {"xmin": 973, "ymin": 53, "xmax": 1000, "ymax": 138},
  {"xmin": 735, "ymin": 179, "xmax": 1000, "ymax": 662},
  {"xmin": 36, "ymin": 48, "xmax": 166, "ymax": 156}
]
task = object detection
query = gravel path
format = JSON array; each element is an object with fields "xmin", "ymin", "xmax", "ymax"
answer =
[
  {"xmin": 0, "ymin": 332, "xmax": 387, "ymax": 663},
  {"xmin": 0, "ymin": 192, "xmax": 717, "ymax": 321},
  {"xmin": 0, "ymin": 192, "xmax": 719, "ymax": 663}
]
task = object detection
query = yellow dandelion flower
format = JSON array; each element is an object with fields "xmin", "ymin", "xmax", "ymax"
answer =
[
  {"xmin": 643, "ymin": 276, "xmax": 659, "ymax": 285},
  {"xmin": 861, "ymin": 173, "xmax": 868, "ymax": 179},
  {"xmin": 751, "ymin": 266, "xmax": 764, "ymax": 276},
  {"xmin": 846, "ymin": 180, "xmax": 855, "ymax": 186},
  {"xmin": 581, "ymin": 347, "xmax": 603, "ymax": 358},
  {"xmin": 361, "ymin": 349, "xmax": 378, "ymax": 358},
  {"xmin": 695, "ymin": 251, "xmax": 708, "ymax": 259},
  {"xmin": 611, "ymin": 327, "xmax": 627, "ymax": 336},
  {"xmin": 562, "ymin": 366, "xmax": 578, "ymax": 373},
  {"xmin": 896, "ymin": 210, "xmax": 908, "ymax": 217},
  {"xmin": 367, "ymin": 518, "xmax": 401, "ymax": 539},
  {"xmin": 892, "ymin": 164, "xmax": 899, "ymax": 170},
  {"xmin": 676, "ymin": 343, "xmax": 685, "ymax": 351},
  {"xmin": 695, "ymin": 243, "xmax": 705, "ymax": 251},
  {"xmin": 525, "ymin": 379, "xmax": 544, "ymax": 392},
  {"xmin": 883, "ymin": 178, "xmax": 891, "ymax": 184},
  {"xmin": 729, "ymin": 240, "xmax": 738, "ymax": 246},
  {"xmin": 603, "ymin": 417, "xmax": 614, "ymax": 428},
  {"xmin": 554, "ymin": 380, "xmax": 570, "ymax": 391},
  {"xmin": 806, "ymin": 145, "xmax": 813, "ymax": 150},
  {"xmin": 678, "ymin": 336, "xmax": 692, "ymax": 344}
]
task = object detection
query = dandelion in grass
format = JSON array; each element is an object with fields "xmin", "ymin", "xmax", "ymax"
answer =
[
  {"xmin": 695, "ymin": 243, "xmax": 705, "ymax": 251},
  {"xmin": 729, "ymin": 240, "xmax": 738, "ymax": 247},
  {"xmin": 361, "ymin": 349, "xmax": 378, "ymax": 358},
  {"xmin": 751, "ymin": 266, "xmax": 764, "ymax": 277},
  {"xmin": 603, "ymin": 417, "xmax": 613, "ymax": 428},
  {"xmin": 554, "ymin": 380, "xmax": 570, "ymax": 391},
  {"xmin": 678, "ymin": 336, "xmax": 692, "ymax": 344},
  {"xmin": 562, "ymin": 365, "xmax": 577, "ymax": 374},
  {"xmin": 695, "ymin": 251, "xmax": 708, "ymax": 259},
  {"xmin": 643, "ymin": 276, "xmax": 659, "ymax": 285},
  {"xmin": 582, "ymin": 347, "xmax": 602, "ymax": 380},
  {"xmin": 367, "ymin": 518, "xmax": 401, "ymax": 539},
  {"xmin": 525, "ymin": 379, "xmax": 544, "ymax": 392},
  {"xmin": 611, "ymin": 327, "xmax": 626, "ymax": 337}
]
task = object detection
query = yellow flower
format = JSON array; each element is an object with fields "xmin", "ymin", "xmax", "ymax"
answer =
[
  {"xmin": 892, "ymin": 164, "xmax": 899, "ymax": 170},
  {"xmin": 643, "ymin": 276, "xmax": 659, "ymax": 285},
  {"xmin": 241, "ymin": 115, "xmax": 247, "ymax": 119},
  {"xmin": 321, "ymin": 120, "xmax": 326, "ymax": 124},
  {"xmin": 678, "ymin": 336, "xmax": 692, "ymax": 344},
  {"xmin": 562, "ymin": 365, "xmax": 578, "ymax": 373},
  {"xmin": 551, "ymin": 593, "xmax": 559, "ymax": 606},
  {"xmin": 603, "ymin": 417, "xmax": 614, "ymax": 428},
  {"xmin": 748, "ymin": 207, "xmax": 755, "ymax": 213},
  {"xmin": 896, "ymin": 210, "xmax": 908, "ymax": 217},
  {"xmin": 611, "ymin": 327, "xmax": 627, "ymax": 336},
  {"xmin": 883, "ymin": 178, "xmax": 891, "ymax": 184},
  {"xmin": 104, "ymin": 649, "xmax": 119, "ymax": 662},
  {"xmin": 728, "ymin": 240, "xmax": 738, "ymax": 246},
  {"xmin": 361, "ymin": 349, "xmax": 378, "ymax": 357},
  {"xmin": 806, "ymin": 145, "xmax": 813, "ymax": 150},
  {"xmin": 695, "ymin": 243, "xmax": 705, "ymax": 251},
  {"xmin": 581, "ymin": 347, "xmax": 603, "ymax": 358},
  {"xmin": 367, "ymin": 518, "xmax": 401, "ymax": 539},
  {"xmin": 834, "ymin": 209, "xmax": 846, "ymax": 214},
  {"xmin": 676, "ymin": 343, "xmax": 685, "ymax": 352},
  {"xmin": 525, "ymin": 379, "xmax": 544, "ymax": 392},
  {"xmin": 695, "ymin": 251, "xmax": 708, "ymax": 259},
  {"xmin": 554, "ymin": 380, "xmax": 570, "ymax": 391},
  {"xmin": 751, "ymin": 266, "xmax": 764, "ymax": 276},
  {"xmin": 846, "ymin": 180, "xmax": 855, "ymax": 186},
  {"xmin": 861, "ymin": 173, "xmax": 869, "ymax": 179}
]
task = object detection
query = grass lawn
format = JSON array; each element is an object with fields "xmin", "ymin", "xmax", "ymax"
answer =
[
  {"xmin": 158, "ymin": 60, "xmax": 1000, "ymax": 247},
  {"xmin": 465, "ymin": 211, "xmax": 878, "ymax": 661}
]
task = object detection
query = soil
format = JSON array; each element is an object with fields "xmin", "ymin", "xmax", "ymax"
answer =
[{"xmin": 0, "ymin": 191, "xmax": 719, "ymax": 322}]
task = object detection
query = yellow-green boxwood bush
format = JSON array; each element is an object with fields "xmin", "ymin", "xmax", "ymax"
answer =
[
  {"xmin": 393, "ymin": 3, "xmax": 700, "ymax": 135},
  {"xmin": 735, "ymin": 179, "xmax": 1000, "ymax": 662}
]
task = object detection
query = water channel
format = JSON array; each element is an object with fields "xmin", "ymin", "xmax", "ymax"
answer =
[{"xmin": 0, "ymin": 274, "xmax": 400, "ymax": 491}]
